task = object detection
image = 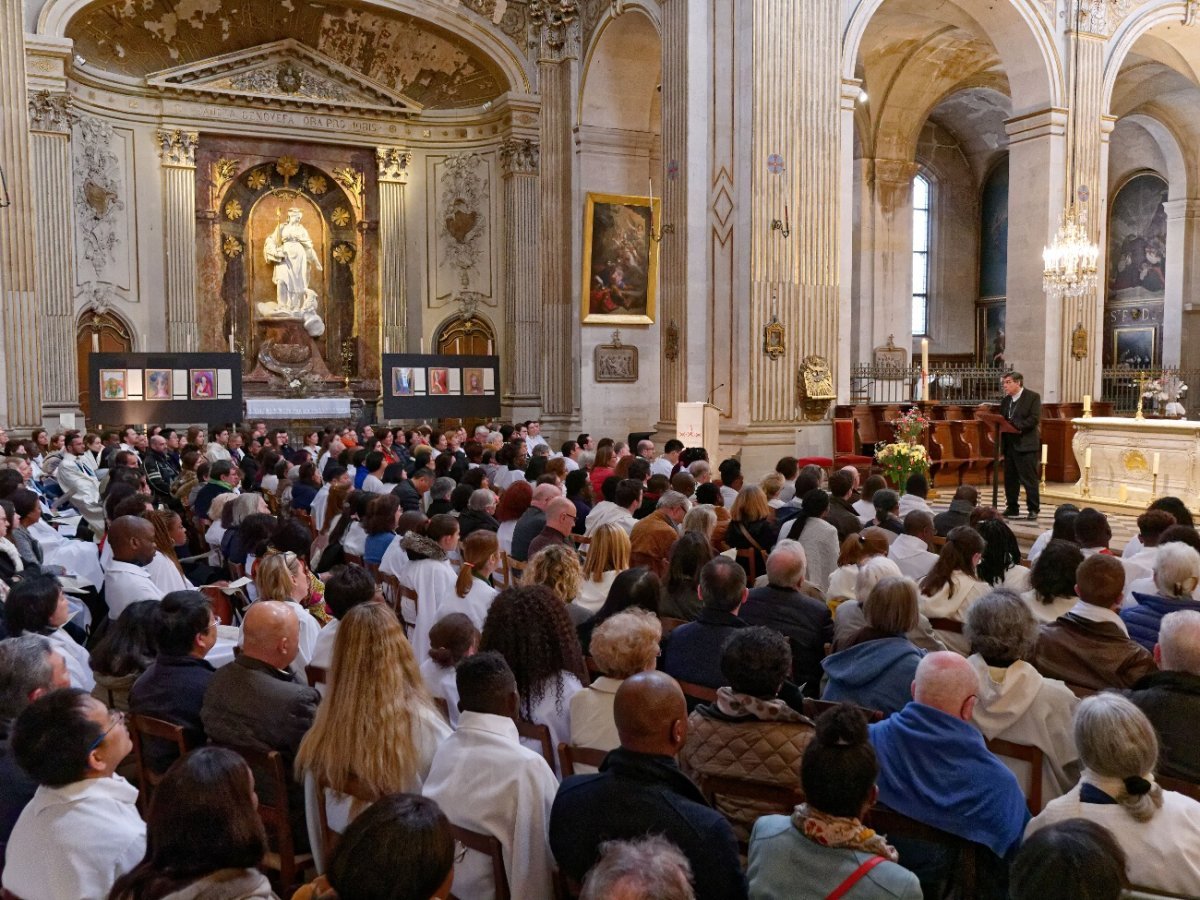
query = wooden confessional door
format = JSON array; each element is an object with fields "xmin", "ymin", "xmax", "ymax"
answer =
[{"xmin": 77, "ymin": 311, "xmax": 132, "ymax": 424}]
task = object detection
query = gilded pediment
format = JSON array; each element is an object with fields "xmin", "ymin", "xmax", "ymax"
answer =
[{"xmin": 146, "ymin": 39, "xmax": 420, "ymax": 115}]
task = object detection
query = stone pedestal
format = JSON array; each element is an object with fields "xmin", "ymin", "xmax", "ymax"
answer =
[{"xmin": 246, "ymin": 318, "xmax": 337, "ymax": 385}]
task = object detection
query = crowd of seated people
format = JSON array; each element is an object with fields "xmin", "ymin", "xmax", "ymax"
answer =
[{"xmin": 3, "ymin": 418, "xmax": 1200, "ymax": 898}]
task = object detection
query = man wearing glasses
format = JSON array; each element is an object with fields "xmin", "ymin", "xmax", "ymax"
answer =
[{"xmin": 527, "ymin": 497, "xmax": 578, "ymax": 559}]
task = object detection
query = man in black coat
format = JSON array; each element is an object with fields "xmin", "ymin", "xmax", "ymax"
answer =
[
  {"xmin": 824, "ymin": 470, "xmax": 863, "ymax": 542},
  {"xmin": 659, "ymin": 557, "xmax": 749, "ymax": 693},
  {"xmin": 549, "ymin": 671, "xmax": 747, "ymax": 900},
  {"xmin": 392, "ymin": 467, "xmax": 432, "ymax": 513},
  {"xmin": 1128, "ymin": 610, "xmax": 1200, "ymax": 783},
  {"xmin": 999, "ymin": 371, "xmax": 1042, "ymax": 520},
  {"xmin": 738, "ymin": 542, "xmax": 833, "ymax": 697}
]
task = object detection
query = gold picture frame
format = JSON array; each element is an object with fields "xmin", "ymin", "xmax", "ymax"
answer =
[
  {"xmin": 1112, "ymin": 326, "xmax": 1156, "ymax": 369},
  {"xmin": 581, "ymin": 192, "xmax": 659, "ymax": 325}
]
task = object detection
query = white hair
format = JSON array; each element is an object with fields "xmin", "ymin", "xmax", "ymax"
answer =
[
  {"xmin": 766, "ymin": 539, "xmax": 807, "ymax": 587},
  {"xmin": 856, "ymin": 555, "xmax": 902, "ymax": 601},
  {"xmin": 1153, "ymin": 543, "xmax": 1200, "ymax": 599},
  {"xmin": 1159, "ymin": 609, "xmax": 1200, "ymax": 674}
]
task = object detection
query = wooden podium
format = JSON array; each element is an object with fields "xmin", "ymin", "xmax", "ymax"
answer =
[
  {"xmin": 976, "ymin": 409, "xmax": 1020, "ymax": 509},
  {"xmin": 677, "ymin": 402, "xmax": 721, "ymax": 461}
]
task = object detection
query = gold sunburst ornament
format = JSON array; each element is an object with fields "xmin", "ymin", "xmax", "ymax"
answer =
[
  {"xmin": 331, "ymin": 207, "xmax": 350, "ymax": 227},
  {"xmin": 247, "ymin": 170, "xmax": 268, "ymax": 190},
  {"xmin": 223, "ymin": 235, "xmax": 243, "ymax": 258},
  {"xmin": 275, "ymin": 155, "xmax": 300, "ymax": 186},
  {"xmin": 224, "ymin": 199, "xmax": 243, "ymax": 221},
  {"xmin": 333, "ymin": 243, "xmax": 354, "ymax": 265},
  {"xmin": 306, "ymin": 175, "xmax": 328, "ymax": 195}
]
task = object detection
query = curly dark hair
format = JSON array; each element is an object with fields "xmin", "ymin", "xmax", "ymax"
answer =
[
  {"xmin": 1029, "ymin": 539, "xmax": 1084, "ymax": 603},
  {"xmin": 975, "ymin": 518, "xmax": 1022, "ymax": 586},
  {"xmin": 480, "ymin": 585, "xmax": 587, "ymax": 718}
]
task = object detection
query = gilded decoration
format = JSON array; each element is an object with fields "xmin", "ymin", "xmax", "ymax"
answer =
[
  {"xmin": 224, "ymin": 199, "xmax": 243, "ymax": 220},
  {"xmin": 333, "ymin": 244, "xmax": 355, "ymax": 265},
  {"xmin": 1072, "ymin": 322, "xmax": 1089, "ymax": 361},
  {"xmin": 275, "ymin": 156, "xmax": 300, "ymax": 184},
  {"xmin": 764, "ymin": 316, "xmax": 785, "ymax": 361},
  {"xmin": 798, "ymin": 355, "xmax": 836, "ymax": 422},
  {"xmin": 223, "ymin": 235, "xmax": 243, "ymax": 258},
  {"xmin": 65, "ymin": 0, "xmax": 509, "ymax": 108},
  {"xmin": 331, "ymin": 207, "xmax": 351, "ymax": 227},
  {"xmin": 305, "ymin": 175, "xmax": 328, "ymax": 195},
  {"xmin": 1123, "ymin": 448, "xmax": 1150, "ymax": 476},
  {"xmin": 333, "ymin": 167, "xmax": 364, "ymax": 199},
  {"xmin": 247, "ymin": 170, "xmax": 268, "ymax": 191},
  {"xmin": 214, "ymin": 158, "xmax": 240, "ymax": 190}
]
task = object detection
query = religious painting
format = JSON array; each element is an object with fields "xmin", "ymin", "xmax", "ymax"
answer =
[
  {"xmin": 190, "ymin": 369, "xmax": 217, "ymax": 400},
  {"xmin": 582, "ymin": 192, "xmax": 659, "ymax": 325},
  {"xmin": 145, "ymin": 369, "xmax": 172, "ymax": 400},
  {"xmin": 100, "ymin": 369, "xmax": 127, "ymax": 400},
  {"xmin": 979, "ymin": 158, "xmax": 1009, "ymax": 300},
  {"xmin": 1113, "ymin": 327, "xmax": 1155, "ymax": 369},
  {"xmin": 428, "ymin": 367, "xmax": 449, "ymax": 395},
  {"xmin": 976, "ymin": 302, "xmax": 1007, "ymax": 367},
  {"xmin": 463, "ymin": 368, "xmax": 485, "ymax": 396},
  {"xmin": 392, "ymin": 367, "xmax": 415, "ymax": 397},
  {"xmin": 1108, "ymin": 173, "xmax": 1167, "ymax": 301}
]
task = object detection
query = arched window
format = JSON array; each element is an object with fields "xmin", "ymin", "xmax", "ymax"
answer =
[{"xmin": 912, "ymin": 173, "xmax": 931, "ymax": 337}]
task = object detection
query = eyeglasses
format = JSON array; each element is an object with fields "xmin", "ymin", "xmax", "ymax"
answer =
[
  {"xmin": 454, "ymin": 841, "xmax": 469, "ymax": 864},
  {"xmin": 87, "ymin": 709, "xmax": 125, "ymax": 752}
]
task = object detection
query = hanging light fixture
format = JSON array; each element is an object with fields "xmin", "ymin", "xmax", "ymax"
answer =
[{"xmin": 1043, "ymin": 0, "xmax": 1100, "ymax": 300}]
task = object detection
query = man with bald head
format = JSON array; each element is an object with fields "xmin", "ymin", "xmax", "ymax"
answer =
[
  {"xmin": 527, "ymin": 497, "xmax": 577, "ymax": 559},
  {"xmin": 511, "ymin": 482, "xmax": 562, "ymax": 562},
  {"xmin": 102, "ymin": 515, "xmax": 163, "ymax": 619},
  {"xmin": 549, "ymin": 671, "xmax": 747, "ymax": 900},
  {"xmin": 868, "ymin": 652, "xmax": 1029, "ymax": 889},
  {"xmin": 201, "ymin": 601, "xmax": 318, "ymax": 845}
]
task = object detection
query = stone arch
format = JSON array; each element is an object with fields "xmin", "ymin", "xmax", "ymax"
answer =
[
  {"xmin": 1116, "ymin": 112, "xmax": 1189, "ymax": 200},
  {"xmin": 434, "ymin": 312, "xmax": 496, "ymax": 356},
  {"xmin": 1103, "ymin": 1, "xmax": 1195, "ymax": 116},
  {"xmin": 578, "ymin": 8, "xmax": 662, "ymax": 130}
]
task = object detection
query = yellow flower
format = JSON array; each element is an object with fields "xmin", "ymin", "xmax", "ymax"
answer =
[{"xmin": 224, "ymin": 199, "xmax": 243, "ymax": 221}]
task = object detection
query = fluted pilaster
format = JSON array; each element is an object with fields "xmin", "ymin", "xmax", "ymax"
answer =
[
  {"xmin": 500, "ymin": 139, "xmax": 542, "ymax": 409},
  {"xmin": 27, "ymin": 91, "xmax": 78, "ymax": 416},
  {"xmin": 658, "ymin": 0, "xmax": 688, "ymax": 423},
  {"xmin": 0, "ymin": 4, "xmax": 43, "ymax": 427},
  {"xmin": 376, "ymin": 147, "xmax": 411, "ymax": 353},
  {"xmin": 158, "ymin": 129, "xmax": 199, "ymax": 352}
]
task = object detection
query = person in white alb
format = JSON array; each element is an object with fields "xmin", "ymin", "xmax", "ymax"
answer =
[
  {"xmin": 360, "ymin": 451, "xmax": 392, "ymax": 495},
  {"xmin": 57, "ymin": 431, "xmax": 107, "ymax": 538},
  {"xmin": 559, "ymin": 440, "xmax": 582, "ymax": 473},
  {"xmin": 2, "ymin": 689, "xmax": 145, "ymax": 900},
  {"xmin": 205, "ymin": 426, "xmax": 232, "ymax": 464},
  {"xmin": 524, "ymin": 420, "xmax": 549, "ymax": 457},
  {"xmin": 888, "ymin": 511, "xmax": 941, "ymax": 583},
  {"xmin": 423, "ymin": 653, "xmax": 559, "ymax": 900},
  {"xmin": 103, "ymin": 517, "xmax": 165, "ymax": 620}
]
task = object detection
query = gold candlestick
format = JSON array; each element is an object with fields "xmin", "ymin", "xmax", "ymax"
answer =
[
  {"xmin": 1081, "ymin": 465, "xmax": 1092, "ymax": 499},
  {"xmin": 1039, "ymin": 461, "xmax": 1047, "ymax": 497},
  {"xmin": 1136, "ymin": 374, "xmax": 1146, "ymax": 421}
]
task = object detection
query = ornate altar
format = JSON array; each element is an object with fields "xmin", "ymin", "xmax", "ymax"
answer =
[{"xmin": 798, "ymin": 355, "xmax": 836, "ymax": 422}]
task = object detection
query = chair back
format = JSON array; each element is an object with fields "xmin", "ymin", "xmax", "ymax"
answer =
[
  {"xmin": 558, "ymin": 742, "xmax": 608, "ymax": 777},
  {"xmin": 313, "ymin": 773, "xmax": 376, "ymax": 866},
  {"xmin": 658, "ymin": 616, "xmax": 688, "ymax": 636},
  {"xmin": 292, "ymin": 509, "xmax": 316, "ymax": 538},
  {"xmin": 127, "ymin": 713, "xmax": 193, "ymax": 812},
  {"xmin": 507, "ymin": 556, "xmax": 528, "ymax": 585},
  {"xmin": 449, "ymin": 824, "xmax": 510, "ymax": 900},
  {"xmin": 1156, "ymin": 774, "xmax": 1200, "ymax": 803},
  {"xmin": 344, "ymin": 553, "xmax": 365, "ymax": 567},
  {"xmin": 986, "ymin": 737, "xmax": 1045, "ymax": 814},
  {"xmin": 515, "ymin": 718, "xmax": 557, "ymax": 770},
  {"xmin": 698, "ymin": 772, "xmax": 804, "ymax": 809},
  {"xmin": 734, "ymin": 547, "xmax": 758, "ymax": 582},
  {"xmin": 305, "ymin": 665, "xmax": 327, "ymax": 688},
  {"xmin": 927, "ymin": 617, "xmax": 964, "ymax": 634},
  {"xmin": 865, "ymin": 805, "xmax": 976, "ymax": 897},
  {"xmin": 803, "ymin": 697, "xmax": 884, "ymax": 723},
  {"xmin": 433, "ymin": 696, "xmax": 450, "ymax": 723},
  {"xmin": 677, "ymin": 680, "xmax": 718, "ymax": 705}
]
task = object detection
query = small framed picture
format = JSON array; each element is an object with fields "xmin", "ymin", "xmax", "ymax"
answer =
[
  {"xmin": 392, "ymin": 367, "xmax": 415, "ymax": 397},
  {"xmin": 463, "ymin": 367, "xmax": 485, "ymax": 396},
  {"xmin": 429, "ymin": 367, "xmax": 449, "ymax": 395},
  {"xmin": 145, "ymin": 369, "xmax": 172, "ymax": 400},
  {"xmin": 100, "ymin": 369, "xmax": 127, "ymax": 401},
  {"xmin": 190, "ymin": 369, "xmax": 216, "ymax": 400}
]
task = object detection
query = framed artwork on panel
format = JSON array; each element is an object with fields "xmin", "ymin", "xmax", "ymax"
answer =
[
  {"xmin": 463, "ymin": 368, "xmax": 485, "ymax": 395},
  {"xmin": 428, "ymin": 367, "xmax": 449, "ymax": 395},
  {"xmin": 100, "ymin": 369, "xmax": 127, "ymax": 401},
  {"xmin": 146, "ymin": 369, "xmax": 172, "ymax": 400},
  {"xmin": 976, "ymin": 301, "xmax": 1007, "ymax": 367},
  {"xmin": 1112, "ymin": 326, "xmax": 1155, "ymax": 369},
  {"xmin": 190, "ymin": 369, "xmax": 216, "ymax": 400},
  {"xmin": 581, "ymin": 192, "xmax": 659, "ymax": 325},
  {"xmin": 392, "ymin": 367, "xmax": 415, "ymax": 397}
]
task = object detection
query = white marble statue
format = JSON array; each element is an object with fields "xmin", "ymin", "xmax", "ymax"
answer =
[{"xmin": 259, "ymin": 207, "xmax": 326, "ymax": 337}]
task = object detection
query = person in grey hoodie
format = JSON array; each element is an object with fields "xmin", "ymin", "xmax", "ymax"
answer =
[{"xmin": 822, "ymin": 577, "xmax": 925, "ymax": 716}]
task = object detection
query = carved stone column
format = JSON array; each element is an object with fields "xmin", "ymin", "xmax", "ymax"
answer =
[
  {"xmin": 28, "ymin": 91, "xmax": 80, "ymax": 419},
  {"xmin": 533, "ymin": 1, "xmax": 579, "ymax": 435},
  {"xmin": 376, "ymin": 147, "xmax": 411, "ymax": 353},
  {"xmin": 499, "ymin": 138, "xmax": 542, "ymax": 417},
  {"xmin": 0, "ymin": 3, "xmax": 43, "ymax": 427},
  {"xmin": 158, "ymin": 129, "xmax": 199, "ymax": 352}
]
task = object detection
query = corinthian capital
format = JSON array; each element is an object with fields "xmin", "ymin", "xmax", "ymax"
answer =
[
  {"xmin": 27, "ymin": 91, "xmax": 73, "ymax": 134},
  {"xmin": 376, "ymin": 147, "xmax": 413, "ymax": 183},
  {"xmin": 499, "ymin": 138, "xmax": 540, "ymax": 176},
  {"xmin": 157, "ymin": 129, "xmax": 198, "ymax": 168},
  {"xmin": 529, "ymin": 0, "xmax": 579, "ymax": 58}
]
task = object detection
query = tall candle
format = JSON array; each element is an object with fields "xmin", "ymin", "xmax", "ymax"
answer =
[
  {"xmin": 140, "ymin": 332, "xmax": 147, "ymax": 351},
  {"xmin": 920, "ymin": 338, "xmax": 929, "ymax": 401},
  {"xmin": 1084, "ymin": 447, "xmax": 1092, "ymax": 468},
  {"xmin": 228, "ymin": 332, "xmax": 235, "ymax": 353},
  {"xmin": 1153, "ymin": 452, "xmax": 1161, "ymax": 476},
  {"xmin": 1119, "ymin": 484, "xmax": 1129, "ymax": 503},
  {"xmin": 648, "ymin": 177, "xmax": 653, "ymax": 204},
  {"xmin": 487, "ymin": 339, "xmax": 494, "ymax": 356},
  {"xmin": 420, "ymin": 337, "xmax": 425, "ymax": 354},
  {"xmin": 1041, "ymin": 444, "xmax": 1048, "ymax": 465},
  {"xmin": 1083, "ymin": 394, "xmax": 1092, "ymax": 416},
  {"xmin": 91, "ymin": 332, "xmax": 99, "ymax": 353}
]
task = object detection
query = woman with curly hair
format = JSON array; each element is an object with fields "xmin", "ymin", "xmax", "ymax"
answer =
[
  {"xmin": 296, "ymin": 603, "xmax": 450, "ymax": 864},
  {"xmin": 975, "ymin": 517, "xmax": 1030, "ymax": 592},
  {"xmin": 481, "ymin": 584, "xmax": 588, "ymax": 763},
  {"xmin": 494, "ymin": 480, "xmax": 532, "ymax": 556},
  {"xmin": 523, "ymin": 544, "xmax": 589, "ymax": 625},
  {"xmin": 578, "ymin": 523, "xmax": 631, "ymax": 614}
]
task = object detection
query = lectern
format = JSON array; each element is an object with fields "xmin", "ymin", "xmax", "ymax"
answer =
[
  {"xmin": 976, "ymin": 409, "xmax": 1021, "ymax": 509},
  {"xmin": 677, "ymin": 402, "xmax": 721, "ymax": 461}
]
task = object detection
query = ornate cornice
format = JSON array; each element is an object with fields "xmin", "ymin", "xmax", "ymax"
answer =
[
  {"xmin": 376, "ymin": 147, "xmax": 413, "ymax": 184},
  {"xmin": 529, "ymin": 0, "xmax": 580, "ymax": 59},
  {"xmin": 499, "ymin": 138, "xmax": 540, "ymax": 175},
  {"xmin": 157, "ymin": 129, "xmax": 199, "ymax": 168},
  {"xmin": 27, "ymin": 90, "xmax": 73, "ymax": 134}
]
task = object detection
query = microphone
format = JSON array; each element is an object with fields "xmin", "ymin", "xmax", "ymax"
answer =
[{"xmin": 707, "ymin": 383, "xmax": 725, "ymax": 405}]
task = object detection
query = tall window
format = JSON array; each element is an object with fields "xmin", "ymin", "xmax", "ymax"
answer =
[{"xmin": 912, "ymin": 173, "xmax": 931, "ymax": 336}]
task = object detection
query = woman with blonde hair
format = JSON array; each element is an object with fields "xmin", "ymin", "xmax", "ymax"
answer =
[
  {"xmin": 452, "ymin": 529, "xmax": 501, "ymax": 629},
  {"xmin": 682, "ymin": 504, "xmax": 718, "ymax": 545},
  {"xmin": 760, "ymin": 472, "xmax": 787, "ymax": 509},
  {"xmin": 523, "ymin": 544, "xmax": 589, "ymax": 625},
  {"xmin": 726, "ymin": 485, "xmax": 778, "ymax": 579},
  {"xmin": 254, "ymin": 550, "xmax": 321, "ymax": 670},
  {"xmin": 296, "ymin": 602, "xmax": 450, "ymax": 864},
  {"xmin": 578, "ymin": 523, "xmax": 630, "ymax": 614}
]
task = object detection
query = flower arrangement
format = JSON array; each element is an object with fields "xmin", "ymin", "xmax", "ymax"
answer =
[
  {"xmin": 1143, "ymin": 375, "xmax": 1188, "ymax": 418},
  {"xmin": 875, "ymin": 407, "xmax": 931, "ymax": 493}
]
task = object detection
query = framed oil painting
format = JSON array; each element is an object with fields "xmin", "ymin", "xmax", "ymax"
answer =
[
  {"xmin": 976, "ymin": 302, "xmax": 1007, "ymax": 367},
  {"xmin": 190, "ymin": 369, "xmax": 216, "ymax": 400},
  {"xmin": 391, "ymin": 367, "xmax": 415, "ymax": 397},
  {"xmin": 582, "ymin": 192, "xmax": 659, "ymax": 325},
  {"xmin": 145, "ymin": 369, "xmax": 172, "ymax": 400},
  {"xmin": 100, "ymin": 369, "xmax": 127, "ymax": 401},
  {"xmin": 463, "ymin": 368, "xmax": 485, "ymax": 396},
  {"xmin": 1113, "ymin": 326, "xmax": 1156, "ymax": 369},
  {"xmin": 428, "ymin": 367, "xmax": 450, "ymax": 395}
]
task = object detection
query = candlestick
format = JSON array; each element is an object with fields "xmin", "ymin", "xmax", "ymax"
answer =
[
  {"xmin": 91, "ymin": 332, "xmax": 99, "ymax": 353},
  {"xmin": 420, "ymin": 337, "xmax": 425, "ymax": 354},
  {"xmin": 920, "ymin": 338, "xmax": 929, "ymax": 402},
  {"xmin": 1041, "ymin": 444, "xmax": 1048, "ymax": 465},
  {"xmin": 1119, "ymin": 484, "xmax": 1129, "ymax": 503},
  {"xmin": 1153, "ymin": 452, "xmax": 1161, "ymax": 476},
  {"xmin": 140, "ymin": 332, "xmax": 147, "ymax": 351},
  {"xmin": 648, "ymin": 177, "xmax": 653, "ymax": 204},
  {"xmin": 1082, "ymin": 394, "xmax": 1091, "ymax": 418},
  {"xmin": 1084, "ymin": 447, "xmax": 1092, "ymax": 468}
]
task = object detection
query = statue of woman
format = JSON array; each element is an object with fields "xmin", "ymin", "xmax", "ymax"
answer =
[{"xmin": 261, "ymin": 207, "xmax": 326, "ymax": 337}]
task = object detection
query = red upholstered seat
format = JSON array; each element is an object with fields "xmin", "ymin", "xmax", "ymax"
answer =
[{"xmin": 796, "ymin": 456, "xmax": 833, "ymax": 468}]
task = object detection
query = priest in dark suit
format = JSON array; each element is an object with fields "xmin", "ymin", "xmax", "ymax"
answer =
[{"xmin": 999, "ymin": 371, "xmax": 1041, "ymax": 520}]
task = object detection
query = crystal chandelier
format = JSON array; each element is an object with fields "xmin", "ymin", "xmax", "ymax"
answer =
[
  {"xmin": 1043, "ymin": 202, "xmax": 1099, "ymax": 299},
  {"xmin": 1043, "ymin": 0, "xmax": 1100, "ymax": 301}
]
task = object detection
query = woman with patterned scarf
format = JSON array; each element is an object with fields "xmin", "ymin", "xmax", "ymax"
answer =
[{"xmin": 747, "ymin": 703, "xmax": 922, "ymax": 899}]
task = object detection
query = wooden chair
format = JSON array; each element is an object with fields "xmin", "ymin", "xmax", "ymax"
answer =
[
  {"xmin": 344, "ymin": 553, "xmax": 365, "ymax": 567},
  {"xmin": 734, "ymin": 547, "xmax": 759, "ymax": 583},
  {"xmin": 803, "ymin": 697, "xmax": 884, "ymax": 724},
  {"xmin": 292, "ymin": 509, "xmax": 316, "ymax": 539},
  {"xmin": 1156, "ymin": 774, "xmax": 1200, "ymax": 803},
  {"xmin": 376, "ymin": 571, "xmax": 402, "ymax": 608},
  {"xmin": 449, "ymin": 824, "xmax": 510, "ymax": 900},
  {"xmin": 304, "ymin": 665, "xmax": 327, "ymax": 688},
  {"xmin": 584, "ymin": 655, "xmax": 603, "ymax": 681},
  {"xmin": 927, "ymin": 617, "xmax": 964, "ymax": 634},
  {"xmin": 558, "ymin": 742, "xmax": 608, "ymax": 777},
  {"xmin": 677, "ymin": 680, "xmax": 718, "ymax": 705},
  {"xmin": 200, "ymin": 584, "xmax": 241, "ymax": 626},
  {"xmin": 658, "ymin": 616, "xmax": 688, "ymax": 636},
  {"xmin": 507, "ymin": 556, "xmax": 528, "ymax": 585},
  {"xmin": 312, "ymin": 773, "xmax": 375, "ymax": 868},
  {"xmin": 986, "ymin": 737, "xmax": 1045, "ymax": 814},
  {"xmin": 697, "ymin": 773, "xmax": 805, "ymax": 851},
  {"xmin": 127, "ymin": 713, "xmax": 194, "ymax": 813},
  {"xmin": 217, "ymin": 743, "xmax": 312, "ymax": 894},
  {"xmin": 865, "ymin": 805, "xmax": 976, "ymax": 898},
  {"xmin": 433, "ymin": 697, "xmax": 450, "ymax": 723},
  {"xmin": 515, "ymin": 719, "xmax": 556, "ymax": 771}
]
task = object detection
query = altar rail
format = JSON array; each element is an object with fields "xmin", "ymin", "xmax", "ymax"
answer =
[
  {"xmin": 850, "ymin": 363, "xmax": 1013, "ymax": 407},
  {"xmin": 1100, "ymin": 367, "xmax": 1199, "ymax": 418}
]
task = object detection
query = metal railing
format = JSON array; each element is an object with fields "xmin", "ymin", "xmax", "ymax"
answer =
[
  {"xmin": 850, "ymin": 363, "xmax": 1013, "ymax": 407},
  {"xmin": 1100, "ymin": 366, "xmax": 1197, "ymax": 417}
]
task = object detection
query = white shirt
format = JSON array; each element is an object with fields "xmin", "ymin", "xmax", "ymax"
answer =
[
  {"xmin": 146, "ymin": 551, "xmax": 194, "ymax": 595},
  {"xmin": 423, "ymin": 711, "xmax": 559, "ymax": 900},
  {"xmin": 853, "ymin": 498, "xmax": 876, "ymax": 523},
  {"xmin": 583, "ymin": 501, "xmax": 637, "ymax": 537},
  {"xmin": 888, "ymin": 534, "xmax": 939, "ymax": 583},
  {"xmin": 563, "ymin": 456, "xmax": 580, "ymax": 473},
  {"xmin": 525, "ymin": 671, "xmax": 583, "ymax": 771},
  {"xmin": 47, "ymin": 627, "xmax": 95, "ymax": 692},
  {"xmin": 650, "ymin": 457, "xmax": 674, "ymax": 479},
  {"xmin": 1027, "ymin": 529, "xmax": 1053, "ymax": 563},
  {"xmin": 421, "ymin": 657, "xmax": 462, "ymax": 728},
  {"xmin": 362, "ymin": 473, "xmax": 392, "ymax": 495},
  {"xmin": 453, "ymin": 577, "xmax": 499, "ymax": 632},
  {"xmin": 920, "ymin": 571, "xmax": 990, "ymax": 653},
  {"xmin": 497, "ymin": 520, "xmax": 518, "ymax": 556},
  {"xmin": 205, "ymin": 443, "xmax": 231, "ymax": 463},
  {"xmin": 342, "ymin": 522, "xmax": 367, "ymax": 557},
  {"xmin": 309, "ymin": 617, "xmax": 339, "ymax": 671},
  {"xmin": 2, "ymin": 776, "xmax": 146, "ymax": 900},
  {"xmin": 401, "ymin": 557, "xmax": 459, "ymax": 663},
  {"xmin": 1020, "ymin": 589, "xmax": 1078, "ymax": 623},
  {"xmin": 103, "ymin": 560, "xmax": 164, "ymax": 619},
  {"xmin": 525, "ymin": 435, "xmax": 549, "ymax": 456},
  {"xmin": 311, "ymin": 484, "xmax": 332, "ymax": 532},
  {"xmin": 576, "ymin": 571, "xmax": 618, "ymax": 614},
  {"xmin": 897, "ymin": 494, "xmax": 934, "ymax": 518},
  {"xmin": 720, "ymin": 485, "xmax": 739, "ymax": 509},
  {"xmin": 380, "ymin": 537, "xmax": 410, "ymax": 581},
  {"xmin": 569, "ymin": 676, "xmax": 622, "ymax": 759},
  {"xmin": 1064, "ymin": 599, "xmax": 1130, "ymax": 636}
]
